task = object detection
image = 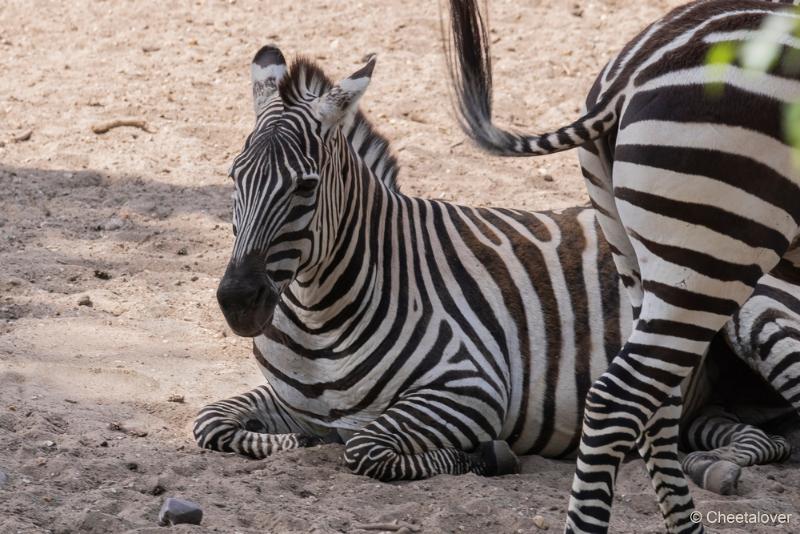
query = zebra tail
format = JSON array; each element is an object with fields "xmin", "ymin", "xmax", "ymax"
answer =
[{"xmin": 444, "ymin": 0, "xmax": 616, "ymax": 158}]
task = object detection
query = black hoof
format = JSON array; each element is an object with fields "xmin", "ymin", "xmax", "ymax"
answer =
[
  {"xmin": 297, "ymin": 435, "xmax": 327, "ymax": 447},
  {"xmin": 476, "ymin": 440, "xmax": 520, "ymax": 476}
]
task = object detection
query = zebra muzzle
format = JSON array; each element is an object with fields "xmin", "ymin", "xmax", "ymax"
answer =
[{"xmin": 217, "ymin": 260, "xmax": 279, "ymax": 337}]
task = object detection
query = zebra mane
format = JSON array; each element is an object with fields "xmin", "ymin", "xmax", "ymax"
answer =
[{"xmin": 278, "ymin": 57, "xmax": 400, "ymax": 192}]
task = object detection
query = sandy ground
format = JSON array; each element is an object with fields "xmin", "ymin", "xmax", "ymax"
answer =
[{"xmin": 1, "ymin": 0, "xmax": 799, "ymax": 532}]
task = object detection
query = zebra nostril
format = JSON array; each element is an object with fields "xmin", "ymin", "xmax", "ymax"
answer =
[{"xmin": 217, "ymin": 281, "xmax": 263, "ymax": 314}]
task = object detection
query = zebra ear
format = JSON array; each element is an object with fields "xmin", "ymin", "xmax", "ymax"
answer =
[
  {"xmin": 315, "ymin": 54, "xmax": 376, "ymax": 131},
  {"xmin": 251, "ymin": 45, "xmax": 287, "ymax": 117}
]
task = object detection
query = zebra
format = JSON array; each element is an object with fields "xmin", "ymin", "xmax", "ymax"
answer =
[
  {"xmin": 195, "ymin": 44, "xmax": 794, "ymax": 494},
  {"xmin": 444, "ymin": 0, "xmax": 800, "ymax": 531}
]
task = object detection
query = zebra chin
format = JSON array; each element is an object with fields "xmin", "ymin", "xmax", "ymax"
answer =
[{"xmin": 217, "ymin": 259, "xmax": 280, "ymax": 337}]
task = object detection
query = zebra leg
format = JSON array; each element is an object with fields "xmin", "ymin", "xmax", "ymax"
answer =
[
  {"xmin": 682, "ymin": 407, "xmax": 791, "ymax": 495},
  {"xmin": 193, "ymin": 384, "xmax": 327, "ymax": 458},
  {"xmin": 342, "ymin": 401, "xmax": 519, "ymax": 481},
  {"xmin": 636, "ymin": 393, "xmax": 690, "ymax": 521},
  {"xmin": 564, "ymin": 132, "xmax": 797, "ymax": 532},
  {"xmin": 567, "ymin": 321, "xmax": 717, "ymax": 534},
  {"xmin": 579, "ymin": 144, "xmax": 644, "ymax": 317},
  {"xmin": 723, "ymin": 272, "xmax": 800, "ymax": 415}
]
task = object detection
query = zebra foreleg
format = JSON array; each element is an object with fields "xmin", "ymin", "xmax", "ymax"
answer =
[
  {"xmin": 681, "ymin": 407, "xmax": 791, "ymax": 495},
  {"xmin": 342, "ymin": 402, "xmax": 519, "ymax": 481},
  {"xmin": 193, "ymin": 385, "xmax": 328, "ymax": 458}
]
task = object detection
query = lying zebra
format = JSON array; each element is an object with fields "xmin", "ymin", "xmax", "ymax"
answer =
[{"xmin": 194, "ymin": 47, "xmax": 796, "ymax": 494}]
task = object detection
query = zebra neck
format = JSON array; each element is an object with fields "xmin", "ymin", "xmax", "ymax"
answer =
[{"xmin": 270, "ymin": 148, "xmax": 405, "ymax": 356}]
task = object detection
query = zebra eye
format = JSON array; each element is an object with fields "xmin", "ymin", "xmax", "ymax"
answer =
[{"xmin": 295, "ymin": 176, "xmax": 319, "ymax": 197}]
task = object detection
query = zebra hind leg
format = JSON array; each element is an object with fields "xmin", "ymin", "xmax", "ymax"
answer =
[
  {"xmin": 723, "ymin": 271, "xmax": 800, "ymax": 425},
  {"xmin": 636, "ymin": 393, "xmax": 692, "ymax": 523},
  {"xmin": 193, "ymin": 385, "xmax": 326, "ymax": 459},
  {"xmin": 682, "ymin": 407, "xmax": 791, "ymax": 495}
]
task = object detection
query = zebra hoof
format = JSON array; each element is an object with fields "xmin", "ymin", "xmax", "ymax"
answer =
[
  {"xmin": 477, "ymin": 440, "xmax": 520, "ymax": 476},
  {"xmin": 297, "ymin": 435, "xmax": 327, "ymax": 448},
  {"xmin": 704, "ymin": 460, "xmax": 741, "ymax": 495}
]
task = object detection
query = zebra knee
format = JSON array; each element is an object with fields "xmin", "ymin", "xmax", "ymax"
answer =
[
  {"xmin": 343, "ymin": 433, "xmax": 401, "ymax": 480},
  {"xmin": 343, "ymin": 433, "xmax": 499, "ymax": 480},
  {"xmin": 192, "ymin": 403, "xmax": 241, "ymax": 453}
]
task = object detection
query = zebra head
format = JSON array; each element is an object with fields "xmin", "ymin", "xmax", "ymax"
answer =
[{"xmin": 217, "ymin": 45, "xmax": 375, "ymax": 336}]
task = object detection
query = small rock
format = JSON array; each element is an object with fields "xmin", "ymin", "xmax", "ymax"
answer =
[
  {"xmin": 543, "ymin": 174, "xmax": 554, "ymax": 182},
  {"xmin": 0, "ymin": 469, "xmax": 9, "ymax": 488},
  {"xmin": 158, "ymin": 497, "xmax": 203, "ymax": 526},
  {"xmin": 78, "ymin": 295, "xmax": 93, "ymax": 307},
  {"xmin": 167, "ymin": 394, "xmax": 185, "ymax": 403},
  {"xmin": 12, "ymin": 129, "xmax": 32, "ymax": 143},
  {"xmin": 102, "ymin": 217, "xmax": 125, "ymax": 231},
  {"xmin": 533, "ymin": 515, "xmax": 548, "ymax": 530},
  {"xmin": 176, "ymin": 247, "xmax": 188, "ymax": 256},
  {"xmin": 768, "ymin": 481, "xmax": 785, "ymax": 493},
  {"xmin": 40, "ymin": 440, "xmax": 56, "ymax": 449},
  {"xmin": 109, "ymin": 421, "xmax": 123, "ymax": 431},
  {"xmin": 126, "ymin": 462, "xmax": 138, "ymax": 471},
  {"xmin": 94, "ymin": 270, "xmax": 111, "ymax": 280},
  {"xmin": 99, "ymin": 440, "xmax": 108, "ymax": 447}
]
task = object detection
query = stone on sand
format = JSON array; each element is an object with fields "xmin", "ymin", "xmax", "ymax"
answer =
[{"xmin": 158, "ymin": 497, "xmax": 203, "ymax": 526}]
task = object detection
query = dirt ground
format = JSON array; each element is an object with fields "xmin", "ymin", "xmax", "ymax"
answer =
[{"xmin": 1, "ymin": 0, "xmax": 799, "ymax": 532}]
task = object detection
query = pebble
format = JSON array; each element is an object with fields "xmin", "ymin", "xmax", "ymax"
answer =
[
  {"xmin": 0, "ymin": 469, "xmax": 8, "ymax": 488},
  {"xmin": 102, "ymin": 217, "xmax": 125, "ymax": 231},
  {"xmin": 167, "ymin": 394, "xmax": 185, "ymax": 403},
  {"xmin": 532, "ymin": 515, "xmax": 548, "ymax": 530},
  {"xmin": 158, "ymin": 497, "xmax": 203, "ymax": 526},
  {"xmin": 769, "ymin": 481, "xmax": 785, "ymax": 494},
  {"xmin": 78, "ymin": 295, "xmax": 93, "ymax": 307}
]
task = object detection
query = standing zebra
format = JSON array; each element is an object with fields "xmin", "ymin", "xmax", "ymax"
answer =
[
  {"xmin": 444, "ymin": 0, "xmax": 800, "ymax": 532},
  {"xmin": 196, "ymin": 45, "xmax": 794, "ymax": 495}
]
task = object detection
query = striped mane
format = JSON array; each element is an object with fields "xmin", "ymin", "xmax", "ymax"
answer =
[{"xmin": 278, "ymin": 57, "xmax": 400, "ymax": 192}]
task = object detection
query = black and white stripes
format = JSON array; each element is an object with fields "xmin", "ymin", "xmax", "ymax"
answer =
[
  {"xmin": 445, "ymin": 0, "xmax": 800, "ymax": 532},
  {"xmin": 194, "ymin": 43, "xmax": 799, "ymax": 511}
]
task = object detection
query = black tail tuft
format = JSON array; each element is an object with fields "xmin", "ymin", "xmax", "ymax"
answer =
[
  {"xmin": 443, "ymin": 0, "xmax": 520, "ymax": 154},
  {"xmin": 442, "ymin": 0, "xmax": 613, "ymax": 158}
]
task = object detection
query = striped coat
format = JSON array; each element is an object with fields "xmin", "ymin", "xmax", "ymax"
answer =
[{"xmin": 196, "ymin": 46, "xmax": 794, "ymax": 490}]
